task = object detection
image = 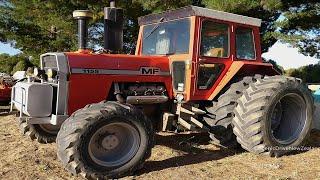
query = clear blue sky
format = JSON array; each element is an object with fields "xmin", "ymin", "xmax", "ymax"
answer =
[
  {"xmin": 0, "ymin": 43, "xmax": 20, "ymax": 55},
  {"xmin": 0, "ymin": 41, "xmax": 319, "ymax": 70}
]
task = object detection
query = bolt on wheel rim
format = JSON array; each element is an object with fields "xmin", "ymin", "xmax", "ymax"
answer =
[
  {"xmin": 270, "ymin": 93, "xmax": 307, "ymax": 145},
  {"xmin": 88, "ymin": 122, "xmax": 140, "ymax": 167}
]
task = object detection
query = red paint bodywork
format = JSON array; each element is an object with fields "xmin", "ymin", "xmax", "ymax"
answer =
[
  {"xmin": 0, "ymin": 85, "xmax": 11, "ymax": 102},
  {"xmin": 190, "ymin": 17, "xmax": 278, "ymax": 100},
  {"xmin": 66, "ymin": 53, "xmax": 173, "ymax": 114},
  {"xmin": 65, "ymin": 16, "xmax": 278, "ymax": 115}
]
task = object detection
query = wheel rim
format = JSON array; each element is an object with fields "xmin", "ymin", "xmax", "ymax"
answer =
[
  {"xmin": 270, "ymin": 93, "xmax": 307, "ymax": 145},
  {"xmin": 39, "ymin": 124, "xmax": 60, "ymax": 135},
  {"xmin": 88, "ymin": 122, "xmax": 140, "ymax": 167}
]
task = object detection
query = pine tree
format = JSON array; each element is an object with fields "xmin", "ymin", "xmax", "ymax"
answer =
[{"xmin": 0, "ymin": 0, "xmax": 319, "ymax": 59}]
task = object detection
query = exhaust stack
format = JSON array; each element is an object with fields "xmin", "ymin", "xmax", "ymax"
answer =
[
  {"xmin": 73, "ymin": 10, "xmax": 93, "ymax": 50},
  {"xmin": 104, "ymin": 0, "xmax": 124, "ymax": 52}
]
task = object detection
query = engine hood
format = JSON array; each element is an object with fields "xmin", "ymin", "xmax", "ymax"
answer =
[{"xmin": 65, "ymin": 52, "xmax": 170, "ymax": 75}]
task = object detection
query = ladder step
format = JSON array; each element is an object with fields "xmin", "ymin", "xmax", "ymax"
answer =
[
  {"xmin": 178, "ymin": 118, "xmax": 196, "ymax": 130},
  {"xmin": 177, "ymin": 104, "xmax": 206, "ymax": 115},
  {"xmin": 191, "ymin": 106, "xmax": 206, "ymax": 115},
  {"xmin": 190, "ymin": 117, "xmax": 208, "ymax": 130},
  {"xmin": 179, "ymin": 107, "xmax": 195, "ymax": 115},
  {"xmin": 162, "ymin": 112, "xmax": 175, "ymax": 131}
]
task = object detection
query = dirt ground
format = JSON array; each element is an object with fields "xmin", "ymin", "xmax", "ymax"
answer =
[{"xmin": 1, "ymin": 108, "xmax": 320, "ymax": 180}]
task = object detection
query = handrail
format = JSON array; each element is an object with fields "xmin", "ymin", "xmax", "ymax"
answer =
[{"xmin": 10, "ymin": 86, "xmax": 26, "ymax": 118}]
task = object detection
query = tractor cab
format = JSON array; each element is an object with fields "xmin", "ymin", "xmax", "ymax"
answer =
[{"xmin": 136, "ymin": 6, "xmax": 276, "ymax": 101}]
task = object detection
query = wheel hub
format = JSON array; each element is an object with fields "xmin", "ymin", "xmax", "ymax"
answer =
[
  {"xmin": 88, "ymin": 122, "xmax": 141, "ymax": 167},
  {"xmin": 270, "ymin": 93, "xmax": 307, "ymax": 144},
  {"xmin": 101, "ymin": 134, "xmax": 119, "ymax": 150}
]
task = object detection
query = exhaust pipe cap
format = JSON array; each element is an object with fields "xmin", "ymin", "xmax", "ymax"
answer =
[
  {"xmin": 73, "ymin": 10, "xmax": 93, "ymax": 19},
  {"xmin": 73, "ymin": 10, "xmax": 93, "ymax": 51}
]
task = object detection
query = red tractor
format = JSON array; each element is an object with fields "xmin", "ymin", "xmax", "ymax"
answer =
[
  {"xmin": 0, "ymin": 73, "xmax": 14, "ymax": 104},
  {"xmin": 11, "ymin": 2, "xmax": 314, "ymax": 179}
]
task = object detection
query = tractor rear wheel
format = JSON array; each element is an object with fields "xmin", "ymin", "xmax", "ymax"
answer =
[
  {"xmin": 18, "ymin": 118, "xmax": 60, "ymax": 143},
  {"xmin": 204, "ymin": 76, "xmax": 260, "ymax": 148},
  {"xmin": 232, "ymin": 76, "xmax": 314, "ymax": 157},
  {"xmin": 57, "ymin": 101, "xmax": 153, "ymax": 179}
]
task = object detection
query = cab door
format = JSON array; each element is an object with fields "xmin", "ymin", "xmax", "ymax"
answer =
[{"xmin": 191, "ymin": 19, "xmax": 234, "ymax": 100}]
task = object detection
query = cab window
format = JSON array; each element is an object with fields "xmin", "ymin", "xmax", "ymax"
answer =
[
  {"xmin": 142, "ymin": 18, "xmax": 191, "ymax": 55},
  {"xmin": 200, "ymin": 21, "xmax": 229, "ymax": 58},
  {"xmin": 236, "ymin": 27, "xmax": 256, "ymax": 60},
  {"xmin": 197, "ymin": 64, "xmax": 224, "ymax": 90}
]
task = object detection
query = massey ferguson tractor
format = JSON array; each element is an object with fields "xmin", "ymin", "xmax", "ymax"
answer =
[{"xmin": 11, "ymin": 2, "xmax": 314, "ymax": 179}]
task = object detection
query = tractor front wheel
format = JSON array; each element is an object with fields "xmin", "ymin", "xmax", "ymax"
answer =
[
  {"xmin": 19, "ymin": 119, "xmax": 60, "ymax": 143},
  {"xmin": 56, "ymin": 101, "xmax": 153, "ymax": 179},
  {"xmin": 232, "ymin": 76, "xmax": 314, "ymax": 157}
]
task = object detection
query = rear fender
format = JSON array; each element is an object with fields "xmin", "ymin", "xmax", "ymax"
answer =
[
  {"xmin": 208, "ymin": 61, "xmax": 279, "ymax": 100},
  {"xmin": 237, "ymin": 62, "xmax": 280, "ymax": 77}
]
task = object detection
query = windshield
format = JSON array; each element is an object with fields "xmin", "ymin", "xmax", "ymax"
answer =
[{"xmin": 142, "ymin": 18, "xmax": 191, "ymax": 56}]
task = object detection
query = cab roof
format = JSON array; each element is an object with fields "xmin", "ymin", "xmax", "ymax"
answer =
[{"xmin": 138, "ymin": 6, "xmax": 262, "ymax": 27}]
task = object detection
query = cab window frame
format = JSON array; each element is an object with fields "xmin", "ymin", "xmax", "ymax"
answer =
[
  {"xmin": 199, "ymin": 19, "xmax": 231, "ymax": 59},
  {"xmin": 141, "ymin": 17, "xmax": 192, "ymax": 56},
  {"xmin": 235, "ymin": 26, "xmax": 257, "ymax": 60}
]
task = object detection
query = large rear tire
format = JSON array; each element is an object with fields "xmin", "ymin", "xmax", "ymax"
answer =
[
  {"xmin": 57, "ymin": 101, "xmax": 154, "ymax": 179},
  {"xmin": 204, "ymin": 76, "xmax": 260, "ymax": 148},
  {"xmin": 232, "ymin": 76, "xmax": 314, "ymax": 157},
  {"xmin": 18, "ymin": 118, "xmax": 59, "ymax": 143}
]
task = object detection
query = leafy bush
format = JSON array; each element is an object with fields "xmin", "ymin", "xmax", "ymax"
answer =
[
  {"xmin": 286, "ymin": 62, "xmax": 320, "ymax": 83},
  {"xmin": 266, "ymin": 59, "xmax": 284, "ymax": 74},
  {"xmin": 12, "ymin": 60, "xmax": 29, "ymax": 74},
  {"xmin": 0, "ymin": 54, "xmax": 34, "ymax": 75}
]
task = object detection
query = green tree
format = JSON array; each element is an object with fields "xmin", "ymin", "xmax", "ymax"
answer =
[
  {"xmin": 0, "ymin": 54, "xmax": 19, "ymax": 74},
  {"xmin": 286, "ymin": 64, "xmax": 320, "ymax": 83},
  {"xmin": 137, "ymin": 0, "xmax": 320, "ymax": 57},
  {"xmin": 275, "ymin": 0, "xmax": 320, "ymax": 58},
  {"xmin": 0, "ymin": 0, "xmax": 150, "ymax": 58},
  {"xmin": 0, "ymin": 0, "xmax": 319, "ymax": 59},
  {"xmin": 0, "ymin": 53, "xmax": 34, "ymax": 74},
  {"xmin": 11, "ymin": 58, "xmax": 33, "ymax": 74},
  {"xmin": 263, "ymin": 59, "xmax": 284, "ymax": 74}
]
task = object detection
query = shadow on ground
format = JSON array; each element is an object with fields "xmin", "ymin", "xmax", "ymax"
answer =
[
  {"xmin": 137, "ymin": 132, "xmax": 240, "ymax": 174},
  {"xmin": 308, "ymin": 130, "xmax": 320, "ymax": 147},
  {"xmin": 0, "ymin": 105, "xmax": 12, "ymax": 116},
  {"xmin": 138, "ymin": 129, "xmax": 320, "ymax": 174}
]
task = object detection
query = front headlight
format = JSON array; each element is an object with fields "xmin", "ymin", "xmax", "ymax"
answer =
[
  {"xmin": 33, "ymin": 67, "xmax": 39, "ymax": 77},
  {"xmin": 47, "ymin": 69, "xmax": 57, "ymax": 79},
  {"xmin": 176, "ymin": 94, "xmax": 184, "ymax": 102},
  {"xmin": 33, "ymin": 67, "xmax": 46, "ymax": 77},
  {"xmin": 26, "ymin": 67, "xmax": 34, "ymax": 77}
]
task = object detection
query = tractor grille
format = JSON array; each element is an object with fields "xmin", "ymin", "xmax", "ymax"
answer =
[
  {"xmin": 42, "ymin": 55, "xmax": 58, "ymax": 70},
  {"xmin": 40, "ymin": 53, "xmax": 68, "ymax": 116}
]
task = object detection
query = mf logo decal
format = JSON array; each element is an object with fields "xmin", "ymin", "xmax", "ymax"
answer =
[{"xmin": 140, "ymin": 67, "xmax": 160, "ymax": 75}]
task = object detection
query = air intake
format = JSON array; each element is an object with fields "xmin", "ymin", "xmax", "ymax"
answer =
[{"xmin": 73, "ymin": 10, "xmax": 93, "ymax": 50}]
